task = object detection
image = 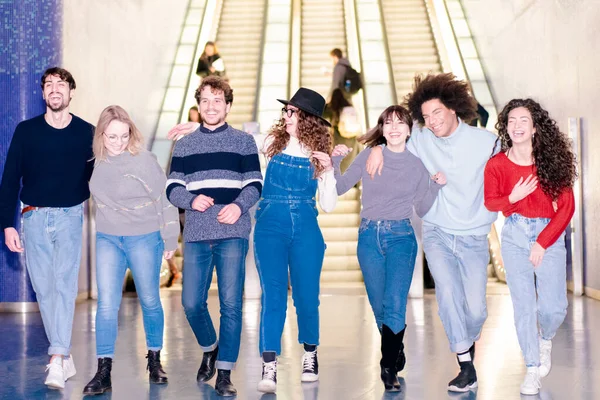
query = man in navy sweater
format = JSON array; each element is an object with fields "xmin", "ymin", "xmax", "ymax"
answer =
[
  {"xmin": 166, "ymin": 76, "xmax": 262, "ymax": 396},
  {"xmin": 0, "ymin": 67, "xmax": 94, "ymax": 389}
]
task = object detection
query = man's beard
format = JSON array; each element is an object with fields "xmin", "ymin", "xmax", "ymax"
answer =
[{"xmin": 46, "ymin": 97, "xmax": 70, "ymax": 112}]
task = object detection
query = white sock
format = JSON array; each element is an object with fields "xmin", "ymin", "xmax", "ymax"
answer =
[{"xmin": 457, "ymin": 351, "xmax": 472, "ymax": 362}]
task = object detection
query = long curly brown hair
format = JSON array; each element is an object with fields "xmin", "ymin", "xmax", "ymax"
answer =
[
  {"xmin": 495, "ymin": 98, "xmax": 577, "ymax": 200},
  {"xmin": 266, "ymin": 109, "xmax": 332, "ymax": 177},
  {"xmin": 404, "ymin": 73, "xmax": 477, "ymax": 125}
]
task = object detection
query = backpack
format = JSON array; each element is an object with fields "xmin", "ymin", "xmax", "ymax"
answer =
[
  {"xmin": 344, "ymin": 66, "xmax": 362, "ymax": 95},
  {"xmin": 337, "ymin": 106, "xmax": 361, "ymax": 138}
]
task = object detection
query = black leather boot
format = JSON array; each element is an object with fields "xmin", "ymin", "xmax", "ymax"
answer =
[
  {"xmin": 380, "ymin": 325, "xmax": 401, "ymax": 391},
  {"xmin": 215, "ymin": 369, "xmax": 237, "ymax": 396},
  {"xmin": 146, "ymin": 350, "xmax": 168, "ymax": 384},
  {"xmin": 395, "ymin": 327, "xmax": 407, "ymax": 374},
  {"xmin": 196, "ymin": 346, "xmax": 219, "ymax": 382},
  {"xmin": 83, "ymin": 358, "xmax": 112, "ymax": 395}
]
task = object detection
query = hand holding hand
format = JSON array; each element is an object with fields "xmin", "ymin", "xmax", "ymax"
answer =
[
  {"xmin": 529, "ymin": 242, "xmax": 546, "ymax": 268},
  {"xmin": 432, "ymin": 172, "xmax": 447, "ymax": 185},
  {"xmin": 332, "ymin": 144, "xmax": 352, "ymax": 157},
  {"xmin": 4, "ymin": 227, "xmax": 24, "ymax": 253},
  {"xmin": 311, "ymin": 151, "xmax": 333, "ymax": 172},
  {"xmin": 217, "ymin": 204, "xmax": 242, "ymax": 224},
  {"xmin": 508, "ymin": 174, "xmax": 538, "ymax": 204},
  {"xmin": 366, "ymin": 147, "xmax": 384, "ymax": 179},
  {"xmin": 192, "ymin": 195, "xmax": 215, "ymax": 212},
  {"xmin": 167, "ymin": 122, "xmax": 201, "ymax": 140}
]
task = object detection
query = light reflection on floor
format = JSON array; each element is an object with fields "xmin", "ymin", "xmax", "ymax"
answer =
[{"xmin": 0, "ymin": 287, "xmax": 597, "ymax": 400}]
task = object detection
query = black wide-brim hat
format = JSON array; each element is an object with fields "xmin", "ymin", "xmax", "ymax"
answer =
[{"xmin": 277, "ymin": 87, "xmax": 331, "ymax": 127}]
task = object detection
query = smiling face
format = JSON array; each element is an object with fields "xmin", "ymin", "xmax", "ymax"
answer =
[
  {"xmin": 42, "ymin": 74, "xmax": 73, "ymax": 112},
  {"xmin": 382, "ymin": 112, "xmax": 410, "ymax": 149},
  {"xmin": 103, "ymin": 120, "xmax": 130, "ymax": 156},
  {"xmin": 198, "ymin": 86, "xmax": 230, "ymax": 129},
  {"xmin": 507, "ymin": 106, "xmax": 535, "ymax": 145},
  {"xmin": 421, "ymin": 98, "xmax": 459, "ymax": 138},
  {"xmin": 282, "ymin": 105, "xmax": 299, "ymax": 137}
]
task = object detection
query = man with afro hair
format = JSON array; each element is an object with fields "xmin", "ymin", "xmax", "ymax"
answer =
[{"xmin": 366, "ymin": 72, "xmax": 498, "ymax": 393}]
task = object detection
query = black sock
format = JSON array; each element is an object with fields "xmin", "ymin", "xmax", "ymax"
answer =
[
  {"xmin": 262, "ymin": 351, "xmax": 276, "ymax": 363},
  {"xmin": 303, "ymin": 343, "xmax": 317, "ymax": 352}
]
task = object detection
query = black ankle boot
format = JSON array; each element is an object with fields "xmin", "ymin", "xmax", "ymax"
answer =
[
  {"xmin": 380, "ymin": 325, "xmax": 401, "ymax": 391},
  {"xmin": 395, "ymin": 326, "xmax": 407, "ymax": 374},
  {"xmin": 197, "ymin": 346, "xmax": 219, "ymax": 382},
  {"xmin": 83, "ymin": 358, "xmax": 112, "ymax": 395},
  {"xmin": 215, "ymin": 369, "xmax": 237, "ymax": 396},
  {"xmin": 146, "ymin": 350, "xmax": 168, "ymax": 384},
  {"xmin": 447, "ymin": 359, "xmax": 478, "ymax": 392}
]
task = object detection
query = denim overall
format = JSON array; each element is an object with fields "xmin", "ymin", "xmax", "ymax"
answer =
[
  {"xmin": 254, "ymin": 153, "xmax": 326, "ymax": 355},
  {"xmin": 501, "ymin": 213, "xmax": 567, "ymax": 367}
]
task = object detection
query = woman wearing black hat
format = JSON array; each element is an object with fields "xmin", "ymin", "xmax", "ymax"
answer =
[{"xmin": 253, "ymin": 88, "xmax": 337, "ymax": 393}]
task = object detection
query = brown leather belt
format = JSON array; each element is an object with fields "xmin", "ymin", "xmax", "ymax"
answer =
[{"xmin": 22, "ymin": 206, "xmax": 45, "ymax": 214}]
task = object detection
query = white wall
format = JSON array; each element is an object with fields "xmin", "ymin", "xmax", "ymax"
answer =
[
  {"xmin": 62, "ymin": 0, "xmax": 188, "ymax": 138},
  {"xmin": 461, "ymin": 0, "xmax": 600, "ymax": 292}
]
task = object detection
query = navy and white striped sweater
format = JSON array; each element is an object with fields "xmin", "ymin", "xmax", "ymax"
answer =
[{"xmin": 166, "ymin": 123, "xmax": 263, "ymax": 241}]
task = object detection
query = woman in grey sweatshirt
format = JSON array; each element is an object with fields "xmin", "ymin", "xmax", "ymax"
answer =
[
  {"xmin": 84, "ymin": 106, "xmax": 179, "ymax": 395},
  {"xmin": 332, "ymin": 105, "xmax": 445, "ymax": 392}
]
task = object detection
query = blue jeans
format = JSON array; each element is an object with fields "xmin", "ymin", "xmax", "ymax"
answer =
[
  {"xmin": 357, "ymin": 219, "xmax": 417, "ymax": 334},
  {"xmin": 182, "ymin": 238, "xmax": 248, "ymax": 370},
  {"xmin": 95, "ymin": 231, "xmax": 164, "ymax": 358},
  {"xmin": 422, "ymin": 224, "xmax": 489, "ymax": 353},
  {"xmin": 254, "ymin": 200, "xmax": 325, "ymax": 355},
  {"xmin": 501, "ymin": 214, "xmax": 567, "ymax": 367},
  {"xmin": 22, "ymin": 204, "xmax": 83, "ymax": 356}
]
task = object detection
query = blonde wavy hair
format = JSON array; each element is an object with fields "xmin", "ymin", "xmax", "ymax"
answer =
[{"xmin": 93, "ymin": 105, "xmax": 144, "ymax": 163}]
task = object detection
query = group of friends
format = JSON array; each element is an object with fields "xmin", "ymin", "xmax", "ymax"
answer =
[{"xmin": 0, "ymin": 65, "xmax": 575, "ymax": 397}]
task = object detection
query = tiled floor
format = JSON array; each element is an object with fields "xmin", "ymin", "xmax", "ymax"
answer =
[{"xmin": 0, "ymin": 286, "xmax": 597, "ymax": 400}]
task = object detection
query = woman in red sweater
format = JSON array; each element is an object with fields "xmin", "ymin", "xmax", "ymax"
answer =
[{"xmin": 484, "ymin": 99, "xmax": 576, "ymax": 396}]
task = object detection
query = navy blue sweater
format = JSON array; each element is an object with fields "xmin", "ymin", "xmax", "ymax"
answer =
[
  {"xmin": 167, "ymin": 123, "xmax": 262, "ymax": 241},
  {"xmin": 0, "ymin": 114, "xmax": 94, "ymax": 230}
]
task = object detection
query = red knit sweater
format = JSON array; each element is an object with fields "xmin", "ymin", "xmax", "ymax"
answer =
[{"xmin": 484, "ymin": 152, "xmax": 574, "ymax": 249}]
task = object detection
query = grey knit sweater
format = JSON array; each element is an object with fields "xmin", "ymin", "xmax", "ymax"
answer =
[
  {"xmin": 89, "ymin": 150, "xmax": 180, "ymax": 251},
  {"xmin": 166, "ymin": 123, "xmax": 262, "ymax": 242}
]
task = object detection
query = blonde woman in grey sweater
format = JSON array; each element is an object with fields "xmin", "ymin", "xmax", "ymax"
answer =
[{"xmin": 83, "ymin": 105, "xmax": 179, "ymax": 395}]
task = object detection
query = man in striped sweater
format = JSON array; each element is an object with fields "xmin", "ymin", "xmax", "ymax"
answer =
[{"xmin": 166, "ymin": 76, "xmax": 262, "ymax": 397}]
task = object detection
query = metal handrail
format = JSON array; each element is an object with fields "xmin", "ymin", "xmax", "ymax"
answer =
[
  {"xmin": 376, "ymin": 0, "xmax": 398, "ymax": 105},
  {"xmin": 149, "ymin": 0, "xmax": 208, "ymax": 149},
  {"xmin": 251, "ymin": 0, "xmax": 270, "ymax": 122},
  {"xmin": 350, "ymin": 0, "xmax": 370, "ymax": 128},
  {"xmin": 289, "ymin": 0, "xmax": 301, "ymax": 95}
]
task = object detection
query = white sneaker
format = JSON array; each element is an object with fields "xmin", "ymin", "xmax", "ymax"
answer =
[
  {"xmin": 257, "ymin": 361, "xmax": 277, "ymax": 393},
  {"xmin": 44, "ymin": 357, "xmax": 65, "ymax": 389},
  {"xmin": 520, "ymin": 366, "xmax": 541, "ymax": 395},
  {"xmin": 63, "ymin": 355, "xmax": 76, "ymax": 380},
  {"xmin": 539, "ymin": 338, "xmax": 552, "ymax": 377}
]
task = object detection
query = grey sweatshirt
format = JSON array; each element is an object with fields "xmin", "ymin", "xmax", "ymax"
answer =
[
  {"xmin": 89, "ymin": 150, "xmax": 180, "ymax": 251},
  {"xmin": 333, "ymin": 147, "xmax": 443, "ymax": 220}
]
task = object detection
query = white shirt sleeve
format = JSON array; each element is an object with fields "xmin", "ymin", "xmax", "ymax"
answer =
[
  {"xmin": 317, "ymin": 169, "xmax": 337, "ymax": 212},
  {"xmin": 253, "ymin": 134, "xmax": 271, "ymax": 155}
]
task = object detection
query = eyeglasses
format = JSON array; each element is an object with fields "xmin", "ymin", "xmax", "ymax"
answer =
[
  {"xmin": 281, "ymin": 107, "xmax": 298, "ymax": 118},
  {"xmin": 103, "ymin": 132, "xmax": 130, "ymax": 144}
]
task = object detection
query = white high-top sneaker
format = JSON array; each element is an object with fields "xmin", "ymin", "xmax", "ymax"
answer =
[
  {"xmin": 44, "ymin": 357, "xmax": 65, "ymax": 389},
  {"xmin": 257, "ymin": 361, "xmax": 277, "ymax": 393},
  {"xmin": 520, "ymin": 366, "xmax": 541, "ymax": 395},
  {"xmin": 539, "ymin": 338, "xmax": 552, "ymax": 377},
  {"xmin": 63, "ymin": 355, "xmax": 76, "ymax": 381}
]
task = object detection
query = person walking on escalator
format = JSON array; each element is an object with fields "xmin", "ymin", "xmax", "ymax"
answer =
[
  {"xmin": 196, "ymin": 41, "xmax": 227, "ymax": 80},
  {"xmin": 328, "ymin": 48, "xmax": 361, "ymax": 101}
]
